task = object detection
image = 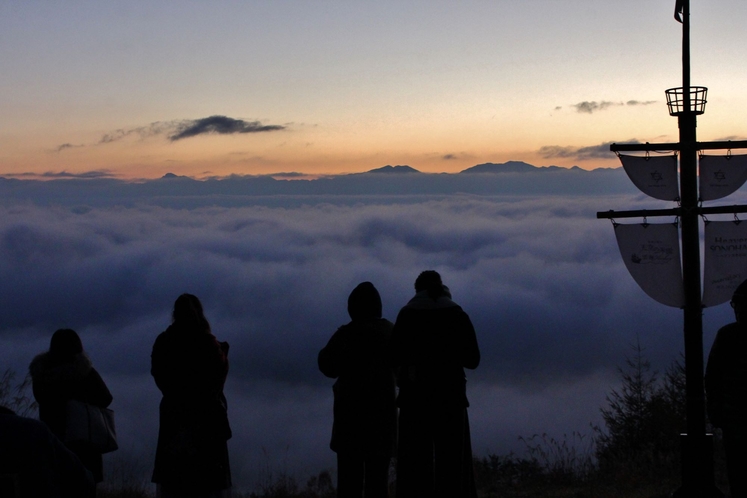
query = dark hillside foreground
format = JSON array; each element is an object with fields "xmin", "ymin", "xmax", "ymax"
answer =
[{"xmin": 5, "ymin": 343, "xmax": 730, "ymax": 497}]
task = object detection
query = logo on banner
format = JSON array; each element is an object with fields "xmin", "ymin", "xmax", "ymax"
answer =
[
  {"xmin": 703, "ymin": 221, "xmax": 747, "ymax": 307},
  {"xmin": 699, "ymin": 155, "xmax": 747, "ymax": 201},
  {"xmin": 614, "ymin": 223, "xmax": 685, "ymax": 308},
  {"xmin": 629, "ymin": 243, "xmax": 675, "ymax": 265},
  {"xmin": 618, "ymin": 154, "xmax": 680, "ymax": 201}
]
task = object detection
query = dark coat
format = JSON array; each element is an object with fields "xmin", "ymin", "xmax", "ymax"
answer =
[
  {"xmin": 151, "ymin": 324, "xmax": 232, "ymax": 492},
  {"xmin": 318, "ymin": 317, "xmax": 397, "ymax": 456},
  {"xmin": 391, "ymin": 290, "xmax": 480, "ymax": 408},
  {"xmin": 0, "ymin": 406, "xmax": 95, "ymax": 498},
  {"xmin": 391, "ymin": 289, "xmax": 480, "ymax": 498},
  {"xmin": 705, "ymin": 321, "xmax": 747, "ymax": 428},
  {"xmin": 29, "ymin": 351, "xmax": 113, "ymax": 483}
]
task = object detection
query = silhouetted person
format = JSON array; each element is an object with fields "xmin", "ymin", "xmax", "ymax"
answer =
[
  {"xmin": 151, "ymin": 293, "xmax": 232, "ymax": 498},
  {"xmin": 29, "ymin": 328, "xmax": 113, "ymax": 488},
  {"xmin": 391, "ymin": 271, "xmax": 480, "ymax": 498},
  {"xmin": 706, "ymin": 280, "xmax": 747, "ymax": 498},
  {"xmin": 318, "ymin": 282, "xmax": 397, "ymax": 498},
  {"xmin": 0, "ymin": 405, "xmax": 95, "ymax": 498}
]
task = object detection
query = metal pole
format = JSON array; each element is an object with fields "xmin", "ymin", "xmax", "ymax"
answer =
[
  {"xmin": 674, "ymin": 2, "xmax": 719, "ymax": 496},
  {"xmin": 683, "ymin": 0, "xmax": 691, "ymax": 107},
  {"xmin": 677, "ymin": 109, "xmax": 710, "ymax": 497}
]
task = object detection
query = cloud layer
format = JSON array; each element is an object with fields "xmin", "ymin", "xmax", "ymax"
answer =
[{"xmin": 1, "ymin": 186, "xmax": 736, "ymax": 491}]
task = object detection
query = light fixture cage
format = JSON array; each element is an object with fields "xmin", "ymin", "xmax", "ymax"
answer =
[{"xmin": 665, "ymin": 86, "xmax": 708, "ymax": 116}]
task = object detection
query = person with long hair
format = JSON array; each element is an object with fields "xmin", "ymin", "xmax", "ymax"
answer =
[
  {"xmin": 151, "ymin": 294, "xmax": 232, "ymax": 498},
  {"xmin": 29, "ymin": 328, "xmax": 113, "ymax": 489}
]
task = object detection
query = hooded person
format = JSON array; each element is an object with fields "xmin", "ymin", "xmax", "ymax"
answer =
[
  {"xmin": 29, "ymin": 328, "xmax": 113, "ymax": 485},
  {"xmin": 705, "ymin": 279, "xmax": 747, "ymax": 498},
  {"xmin": 391, "ymin": 271, "xmax": 480, "ymax": 498},
  {"xmin": 318, "ymin": 281, "xmax": 397, "ymax": 498}
]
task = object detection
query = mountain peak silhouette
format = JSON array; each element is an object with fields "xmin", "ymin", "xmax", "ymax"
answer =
[
  {"xmin": 367, "ymin": 165, "xmax": 421, "ymax": 174},
  {"xmin": 159, "ymin": 172, "xmax": 200, "ymax": 183},
  {"xmin": 460, "ymin": 161, "xmax": 543, "ymax": 174}
]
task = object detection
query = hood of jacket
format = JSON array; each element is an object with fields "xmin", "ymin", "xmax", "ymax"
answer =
[
  {"xmin": 404, "ymin": 289, "xmax": 460, "ymax": 310},
  {"xmin": 347, "ymin": 282, "xmax": 383, "ymax": 321},
  {"xmin": 29, "ymin": 351, "xmax": 93, "ymax": 386}
]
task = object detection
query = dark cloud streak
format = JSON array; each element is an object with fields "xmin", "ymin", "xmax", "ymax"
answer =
[
  {"xmin": 2, "ymin": 170, "xmax": 117, "ymax": 179},
  {"xmin": 571, "ymin": 100, "xmax": 658, "ymax": 114},
  {"xmin": 99, "ymin": 122, "xmax": 175, "ymax": 144},
  {"xmin": 573, "ymin": 101, "xmax": 621, "ymax": 114},
  {"xmin": 90, "ymin": 116, "xmax": 285, "ymax": 146},
  {"xmin": 53, "ymin": 143, "xmax": 85, "ymax": 153},
  {"xmin": 626, "ymin": 100, "xmax": 656, "ymax": 106},
  {"xmin": 538, "ymin": 141, "xmax": 636, "ymax": 161},
  {"xmin": 169, "ymin": 115, "xmax": 285, "ymax": 141},
  {"xmin": 41, "ymin": 170, "xmax": 117, "ymax": 179}
]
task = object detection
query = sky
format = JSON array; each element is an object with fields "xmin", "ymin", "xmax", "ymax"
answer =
[{"xmin": 3, "ymin": 1, "xmax": 747, "ymax": 179}]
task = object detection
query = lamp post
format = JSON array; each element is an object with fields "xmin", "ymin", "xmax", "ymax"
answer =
[
  {"xmin": 597, "ymin": 1, "xmax": 747, "ymax": 495},
  {"xmin": 668, "ymin": 2, "xmax": 713, "ymax": 492},
  {"xmin": 668, "ymin": 3, "xmax": 711, "ymax": 487}
]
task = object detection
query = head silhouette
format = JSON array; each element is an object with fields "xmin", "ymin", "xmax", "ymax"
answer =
[
  {"xmin": 414, "ymin": 270, "xmax": 446, "ymax": 299},
  {"xmin": 49, "ymin": 328, "xmax": 83, "ymax": 359},
  {"xmin": 414, "ymin": 270, "xmax": 442, "ymax": 292},
  {"xmin": 732, "ymin": 279, "xmax": 747, "ymax": 323},
  {"xmin": 172, "ymin": 293, "xmax": 211, "ymax": 333},
  {"xmin": 348, "ymin": 282, "xmax": 382, "ymax": 321}
]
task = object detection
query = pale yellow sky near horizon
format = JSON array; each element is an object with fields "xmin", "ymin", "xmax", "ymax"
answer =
[{"xmin": 2, "ymin": 1, "xmax": 747, "ymax": 180}]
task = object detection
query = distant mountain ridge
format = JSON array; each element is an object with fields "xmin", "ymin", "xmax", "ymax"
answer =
[
  {"xmin": 360, "ymin": 161, "xmax": 587, "ymax": 175},
  {"xmin": 156, "ymin": 161, "xmax": 598, "ymax": 179},
  {"xmin": 460, "ymin": 161, "xmax": 576, "ymax": 173},
  {"xmin": 0, "ymin": 160, "xmax": 635, "ymax": 208}
]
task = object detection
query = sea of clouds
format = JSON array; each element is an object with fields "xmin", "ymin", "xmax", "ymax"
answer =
[{"xmin": 0, "ymin": 174, "xmax": 738, "ymax": 492}]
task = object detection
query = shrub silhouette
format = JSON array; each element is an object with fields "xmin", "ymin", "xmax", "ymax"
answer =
[
  {"xmin": 0, "ymin": 368, "xmax": 37, "ymax": 416},
  {"xmin": 595, "ymin": 340, "xmax": 686, "ymax": 483}
]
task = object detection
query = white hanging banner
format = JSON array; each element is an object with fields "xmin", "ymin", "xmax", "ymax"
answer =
[
  {"xmin": 703, "ymin": 221, "xmax": 747, "ymax": 307},
  {"xmin": 614, "ymin": 223, "xmax": 685, "ymax": 307},
  {"xmin": 699, "ymin": 155, "xmax": 747, "ymax": 201},
  {"xmin": 619, "ymin": 154, "xmax": 680, "ymax": 201}
]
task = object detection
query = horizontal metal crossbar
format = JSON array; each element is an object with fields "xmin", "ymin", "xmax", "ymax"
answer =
[
  {"xmin": 609, "ymin": 140, "xmax": 747, "ymax": 152},
  {"xmin": 597, "ymin": 208, "xmax": 679, "ymax": 219},
  {"xmin": 597, "ymin": 204, "xmax": 747, "ymax": 219},
  {"xmin": 701, "ymin": 205, "xmax": 747, "ymax": 215}
]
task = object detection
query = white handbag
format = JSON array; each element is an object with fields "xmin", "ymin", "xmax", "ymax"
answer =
[{"xmin": 64, "ymin": 400, "xmax": 118, "ymax": 453}]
